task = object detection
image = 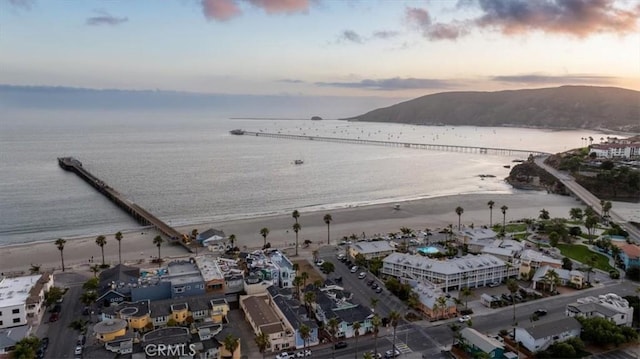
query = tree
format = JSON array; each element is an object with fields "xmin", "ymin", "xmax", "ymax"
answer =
[
  {"xmin": 585, "ymin": 254, "xmax": 598, "ymax": 283},
  {"xmin": 95, "ymin": 235, "xmax": 107, "ymax": 266},
  {"xmin": 293, "ymin": 276, "xmax": 303, "ymax": 299},
  {"xmin": 191, "ymin": 228, "xmax": 198, "ymax": 240},
  {"xmin": 389, "ymin": 310, "xmax": 401, "ymax": 355},
  {"xmin": 293, "ymin": 222, "xmax": 301, "ymax": 256},
  {"xmin": 353, "ymin": 321, "xmax": 361, "ymax": 359},
  {"xmin": 260, "ymin": 227, "xmax": 269, "ymax": 247},
  {"xmin": 372, "ymin": 314, "xmax": 381, "ymax": 356},
  {"xmin": 300, "ymin": 323, "xmax": 311, "ymax": 358},
  {"xmin": 321, "ymin": 261, "xmax": 335, "ymax": 276},
  {"xmin": 44, "ymin": 286, "xmax": 64, "ymax": 306},
  {"xmin": 578, "ymin": 316, "xmax": 638, "ymax": 347},
  {"xmin": 12, "ymin": 336, "xmax": 40, "ymax": 359},
  {"xmin": 544, "ymin": 269, "xmax": 560, "ymax": 292},
  {"xmin": 455, "ymin": 206, "xmax": 464, "ymax": 230},
  {"xmin": 569, "ymin": 208, "xmax": 583, "ymax": 221},
  {"xmin": 549, "ymin": 232, "xmax": 559, "ymax": 247},
  {"xmin": 153, "ymin": 235, "xmax": 163, "ymax": 266},
  {"xmin": 115, "ymin": 231, "xmax": 123, "ymax": 264},
  {"xmin": 507, "ymin": 278, "xmax": 519, "ymax": 324},
  {"xmin": 585, "ymin": 215, "xmax": 598, "ymax": 241},
  {"xmin": 436, "ymin": 296, "xmax": 448, "ymax": 320},
  {"xmin": 300, "ymin": 271, "xmax": 309, "ymax": 288},
  {"xmin": 327, "ymin": 317, "xmax": 339, "ymax": 358},
  {"xmin": 83, "ymin": 277, "xmax": 99, "ymax": 291},
  {"xmin": 255, "ymin": 330, "xmax": 270, "ymax": 359},
  {"xmin": 304, "ymin": 291, "xmax": 316, "ymax": 316},
  {"xmin": 89, "ymin": 264, "xmax": 100, "ymax": 278},
  {"xmin": 603, "ymin": 201, "xmax": 612, "ymax": 217},
  {"xmin": 324, "ymin": 213, "xmax": 333, "ymax": 245},
  {"xmin": 539, "ymin": 208, "xmax": 550, "ymax": 220},
  {"xmin": 487, "ymin": 200, "xmax": 495, "ymax": 227},
  {"xmin": 460, "ymin": 287, "xmax": 472, "ymax": 310},
  {"xmin": 29, "ymin": 265, "xmax": 40, "ymax": 276},
  {"xmin": 55, "ymin": 238, "xmax": 67, "ymax": 272},
  {"xmin": 80, "ymin": 290, "xmax": 97, "ymax": 306},
  {"xmin": 500, "ymin": 205, "xmax": 508, "ymax": 234},
  {"xmin": 228, "ymin": 234, "xmax": 236, "ymax": 249},
  {"xmin": 223, "ymin": 333, "xmax": 240, "ymax": 358},
  {"xmin": 562, "ymin": 257, "xmax": 573, "ymax": 270},
  {"xmin": 370, "ymin": 297, "xmax": 379, "ymax": 313}
]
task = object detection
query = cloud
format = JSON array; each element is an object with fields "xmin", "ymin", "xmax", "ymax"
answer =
[
  {"xmin": 86, "ymin": 10, "xmax": 128, "ymax": 26},
  {"xmin": 279, "ymin": 79, "xmax": 305, "ymax": 83},
  {"xmin": 408, "ymin": 0, "xmax": 640, "ymax": 41},
  {"xmin": 316, "ymin": 77, "xmax": 455, "ymax": 90},
  {"xmin": 6, "ymin": 0, "xmax": 35, "ymax": 9},
  {"xmin": 492, "ymin": 73, "xmax": 616, "ymax": 84},
  {"xmin": 200, "ymin": 0, "xmax": 311, "ymax": 21},
  {"xmin": 372, "ymin": 30, "xmax": 399, "ymax": 39},
  {"xmin": 339, "ymin": 30, "xmax": 363, "ymax": 43}
]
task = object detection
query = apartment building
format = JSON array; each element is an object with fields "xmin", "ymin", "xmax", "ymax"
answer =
[{"xmin": 566, "ymin": 293, "xmax": 634, "ymax": 326}]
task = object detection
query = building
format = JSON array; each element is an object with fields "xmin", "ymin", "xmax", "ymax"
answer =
[
  {"xmin": 240, "ymin": 294, "xmax": 292, "ymax": 352},
  {"xmin": 194, "ymin": 256, "xmax": 226, "ymax": 294},
  {"xmin": 412, "ymin": 281, "xmax": 457, "ymax": 321},
  {"xmin": 566, "ymin": 293, "xmax": 634, "ymax": 326},
  {"xmin": 0, "ymin": 273, "xmax": 53, "ymax": 329},
  {"xmin": 382, "ymin": 253, "xmax": 518, "ymax": 291},
  {"xmin": 311, "ymin": 285, "xmax": 372, "ymax": 339},
  {"xmin": 531, "ymin": 266, "xmax": 584, "ymax": 291},
  {"xmin": 590, "ymin": 142, "xmax": 640, "ymax": 159},
  {"xmin": 93, "ymin": 318, "xmax": 128, "ymax": 342},
  {"xmin": 459, "ymin": 327, "xmax": 505, "ymax": 359},
  {"xmin": 268, "ymin": 287, "xmax": 319, "ymax": 349},
  {"xmin": 480, "ymin": 239, "xmax": 524, "ymax": 263},
  {"xmin": 613, "ymin": 243, "xmax": 640, "ymax": 269},
  {"xmin": 97, "ymin": 264, "xmax": 140, "ymax": 305},
  {"xmin": 518, "ymin": 250, "xmax": 562, "ymax": 280},
  {"xmin": 0, "ymin": 325, "xmax": 30, "ymax": 355},
  {"xmin": 348, "ymin": 241, "xmax": 395, "ymax": 260},
  {"xmin": 514, "ymin": 317, "xmax": 581, "ymax": 352},
  {"xmin": 457, "ymin": 228, "xmax": 498, "ymax": 248},
  {"xmin": 197, "ymin": 228, "xmax": 226, "ymax": 245},
  {"xmin": 245, "ymin": 249, "xmax": 297, "ymax": 289}
]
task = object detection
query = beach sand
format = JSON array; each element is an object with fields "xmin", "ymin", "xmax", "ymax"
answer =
[{"xmin": 0, "ymin": 192, "xmax": 583, "ymax": 274}]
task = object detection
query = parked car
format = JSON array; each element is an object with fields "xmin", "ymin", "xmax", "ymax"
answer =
[
  {"xmin": 384, "ymin": 348, "xmax": 401, "ymax": 358},
  {"xmin": 375, "ymin": 286, "xmax": 383, "ymax": 293},
  {"xmin": 358, "ymin": 272, "xmax": 367, "ymax": 279},
  {"xmin": 295, "ymin": 349, "xmax": 312, "ymax": 357},
  {"xmin": 276, "ymin": 352, "xmax": 294, "ymax": 359},
  {"xmin": 315, "ymin": 259, "xmax": 325, "ymax": 266},
  {"xmin": 74, "ymin": 346, "xmax": 83, "ymax": 355},
  {"xmin": 488, "ymin": 282, "xmax": 500, "ymax": 287},
  {"xmin": 534, "ymin": 309, "xmax": 548, "ymax": 316},
  {"xmin": 334, "ymin": 341, "xmax": 348, "ymax": 349},
  {"xmin": 367, "ymin": 279, "xmax": 375, "ymax": 286},
  {"xmin": 350, "ymin": 266, "xmax": 359, "ymax": 273},
  {"xmin": 334, "ymin": 276, "xmax": 343, "ymax": 283},
  {"xmin": 40, "ymin": 337, "xmax": 49, "ymax": 349},
  {"xmin": 458, "ymin": 315, "xmax": 471, "ymax": 323},
  {"xmin": 366, "ymin": 351, "xmax": 382, "ymax": 359},
  {"xmin": 372, "ymin": 283, "xmax": 379, "ymax": 290},
  {"xmin": 49, "ymin": 313, "xmax": 59, "ymax": 322}
]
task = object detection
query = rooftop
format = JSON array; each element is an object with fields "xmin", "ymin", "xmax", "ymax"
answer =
[
  {"xmin": 460, "ymin": 327, "xmax": 504, "ymax": 353},
  {"xmin": 93, "ymin": 319, "xmax": 128, "ymax": 334},
  {"xmin": 383, "ymin": 253, "xmax": 506, "ymax": 275},
  {"xmin": 242, "ymin": 295, "xmax": 281, "ymax": 329},
  {"xmin": 520, "ymin": 249, "xmax": 562, "ymax": 265},
  {"xmin": 532, "ymin": 265, "xmax": 583, "ymax": 283},
  {"xmin": 458, "ymin": 228, "xmax": 498, "ymax": 241},
  {"xmin": 0, "ymin": 274, "xmax": 42, "ymax": 307},
  {"xmin": 194, "ymin": 256, "xmax": 225, "ymax": 282},
  {"xmin": 613, "ymin": 243, "xmax": 640, "ymax": 258},
  {"xmin": 350, "ymin": 241, "xmax": 395, "ymax": 254},
  {"xmin": 413, "ymin": 281, "xmax": 455, "ymax": 309},
  {"xmin": 520, "ymin": 317, "xmax": 581, "ymax": 339}
]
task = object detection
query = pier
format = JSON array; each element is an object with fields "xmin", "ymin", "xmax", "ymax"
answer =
[
  {"xmin": 57, "ymin": 157, "xmax": 193, "ymax": 252},
  {"xmin": 234, "ymin": 131, "xmax": 549, "ymax": 157}
]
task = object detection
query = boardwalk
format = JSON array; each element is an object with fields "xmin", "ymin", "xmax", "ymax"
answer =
[
  {"xmin": 57, "ymin": 157, "xmax": 193, "ymax": 252},
  {"xmin": 236, "ymin": 131, "xmax": 549, "ymax": 157}
]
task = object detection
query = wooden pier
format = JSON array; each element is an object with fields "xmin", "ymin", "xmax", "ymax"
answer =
[
  {"xmin": 235, "ymin": 131, "xmax": 549, "ymax": 157},
  {"xmin": 57, "ymin": 157, "xmax": 193, "ymax": 253}
]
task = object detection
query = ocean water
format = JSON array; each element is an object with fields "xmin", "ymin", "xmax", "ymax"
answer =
[{"xmin": 0, "ymin": 109, "xmax": 610, "ymax": 245}]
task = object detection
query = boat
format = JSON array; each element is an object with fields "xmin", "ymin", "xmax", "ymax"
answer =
[
  {"xmin": 229, "ymin": 129, "xmax": 245, "ymax": 135},
  {"xmin": 294, "ymin": 160, "xmax": 304, "ymax": 165}
]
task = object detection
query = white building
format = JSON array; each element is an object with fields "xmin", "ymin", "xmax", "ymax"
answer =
[
  {"xmin": 0, "ymin": 274, "xmax": 53, "ymax": 329},
  {"xmin": 514, "ymin": 317, "xmax": 581, "ymax": 352},
  {"xmin": 348, "ymin": 241, "xmax": 395, "ymax": 260},
  {"xmin": 381, "ymin": 253, "xmax": 518, "ymax": 292},
  {"xmin": 566, "ymin": 293, "xmax": 634, "ymax": 326},
  {"xmin": 590, "ymin": 143, "xmax": 639, "ymax": 159}
]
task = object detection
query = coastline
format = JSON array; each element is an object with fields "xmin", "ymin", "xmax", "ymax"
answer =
[{"xmin": 0, "ymin": 191, "xmax": 582, "ymax": 274}]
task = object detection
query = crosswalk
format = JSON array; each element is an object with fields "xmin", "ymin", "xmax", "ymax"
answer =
[{"xmin": 384, "ymin": 337, "xmax": 413, "ymax": 354}]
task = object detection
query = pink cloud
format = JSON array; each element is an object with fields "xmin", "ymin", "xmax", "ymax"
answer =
[
  {"xmin": 247, "ymin": 0, "xmax": 310, "ymax": 14},
  {"xmin": 405, "ymin": 7, "xmax": 432, "ymax": 29},
  {"xmin": 201, "ymin": 0, "xmax": 241, "ymax": 21}
]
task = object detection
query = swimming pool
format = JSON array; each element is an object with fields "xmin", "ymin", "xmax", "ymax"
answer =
[{"xmin": 418, "ymin": 246, "xmax": 440, "ymax": 254}]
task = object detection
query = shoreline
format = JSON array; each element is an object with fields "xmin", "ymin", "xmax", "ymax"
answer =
[{"xmin": 0, "ymin": 191, "xmax": 583, "ymax": 274}]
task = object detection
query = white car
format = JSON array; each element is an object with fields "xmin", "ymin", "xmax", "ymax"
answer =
[
  {"xmin": 296, "ymin": 349, "xmax": 312, "ymax": 357},
  {"xmin": 275, "ymin": 352, "xmax": 294, "ymax": 359},
  {"xmin": 316, "ymin": 259, "xmax": 325, "ymax": 266},
  {"xmin": 74, "ymin": 346, "xmax": 83, "ymax": 355},
  {"xmin": 350, "ymin": 266, "xmax": 359, "ymax": 273},
  {"xmin": 358, "ymin": 272, "xmax": 367, "ymax": 279},
  {"xmin": 458, "ymin": 315, "xmax": 471, "ymax": 322}
]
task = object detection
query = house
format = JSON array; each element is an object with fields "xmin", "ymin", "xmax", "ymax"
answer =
[
  {"xmin": 460, "ymin": 327, "xmax": 505, "ymax": 359},
  {"xmin": 0, "ymin": 273, "xmax": 52, "ymax": 329},
  {"xmin": 566, "ymin": 293, "xmax": 634, "ymax": 326},
  {"xmin": 613, "ymin": 243, "xmax": 640, "ymax": 269},
  {"xmin": 93, "ymin": 318, "xmax": 128, "ymax": 342},
  {"xmin": 97, "ymin": 264, "xmax": 141, "ymax": 305},
  {"xmin": 457, "ymin": 228, "xmax": 498, "ymax": 248},
  {"xmin": 240, "ymin": 294, "xmax": 292, "ymax": 352},
  {"xmin": 514, "ymin": 317, "xmax": 581, "ymax": 352},
  {"xmin": 590, "ymin": 141, "xmax": 640, "ymax": 159},
  {"xmin": 245, "ymin": 249, "xmax": 297, "ymax": 289},
  {"xmin": 268, "ymin": 287, "xmax": 319, "ymax": 349},
  {"xmin": 348, "ymin": 241, "xmax": 395, "ymax": 260},
  {"xmin": 531, "ymin": 266, "xmax": 584, "ymax": 291},
  {"xmin": 0, "ymin": 325, "xmax": 30, "ymax": 355},
  {"xmin": 310, "ymin": 285, "xmax": 372, "ymax": 339},
  {"xmin": 518, "ymin": 250, "xmax": 562, "ymax": 280},
  {"xmin": 412, "ymin": 281, "xmax": 457, "ymax": 320},
  {"xmin": 197, "ymin": 228, "xmax": 226, "ymax": 245}
]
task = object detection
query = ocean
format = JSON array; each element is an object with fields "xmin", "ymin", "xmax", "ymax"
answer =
[{"xmin": 0, "ymin": 108, "xmax": 612, "ymax": 246}]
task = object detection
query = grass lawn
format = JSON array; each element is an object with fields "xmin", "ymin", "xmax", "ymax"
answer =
[{"xmin": 556, "ymin": 243, "xmax": 614, "ymax": 272}]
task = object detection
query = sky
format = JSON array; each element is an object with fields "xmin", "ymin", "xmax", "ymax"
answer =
[{"xmin": 1, "ymin": 0, "xmax": 639, "ymax": 98}]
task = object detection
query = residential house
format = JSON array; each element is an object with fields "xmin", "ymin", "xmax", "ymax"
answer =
[
  {"xmin": 245, "ymin": 249, "xmax": 297, "ymax": 289},
  {"xmin": 197, "ymin": 228, "xmax": 226, "ymax": 246},
  {"xmin": 531, "ymin": 266, "xmax": 584, "ymax": 291},
  {"xmin": 93, "ymin": 318, "xmax": 128, "ymax": 342},
  {"xmin": 0, "ymin": 325, "xmax": 30, "ymax": 355},
  {"xmin": 25, "ymin": 272, "xmax": 53, "ymax": 321},
  {"xmin": 268, "ymin": 287, "xmax": 320, "ymax": 349},
  {"xmin": 613, "ymin": 243, "xmax": 640, "ymax": 269},
  {"xmin": 348, "ymin": 241, "xmax": 395, "ymax": 260},
  {"xmin": 240, "ymin": 294, "xmax": 292, "ymax": 352},
  {"xmin": 514, "ymin": 317, "xmax": 582, "ymax": 352},
  {"xmin": 460, "ymin": 327, "xmax": 505, "ymax": 359},
  {"xmin": 97, "ymin": 264, "xmax": 141, "ymax": 305},
  {"xmin": 518, "ymin": 250, "xmax": 562, "ymax": 280},
  {"xmin": 412, "ymin": 281, "xmax": 457, "ymax": 321},
  {"xmin": 310, "ymin": 285, "xmax": 372, "ymax": 339},
  {"xmin": 194, "ymin": 256, "xmax": 226, "ymax": 294},
  {"xmin": 566, "ymin": 293, "xmax": 634, "ymax": 326},
  {"xmin": 456, "ymin": 228, "xmax": 498, "ymax": 249}
]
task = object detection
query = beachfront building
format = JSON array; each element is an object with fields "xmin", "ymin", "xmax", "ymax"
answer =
[
  {"xmin": 518, "ymin": 249, "xmax": 562, "ymax": 280},
  {"xmin": 531, "ymin": 266, "xmax": 584, "ymax": 291},
  {"xmin": 459, "ymin": 327, "xmax": 506, "ymax": 359},
  {"xmin": 514, "ymin": 317, "xmax": 581, "ymax": 352},
  {"xmin": 97, "ymin": 264, "xmax": 140, "ymax": 305},
  {"xmin": 480, "ymin": 240, "xmax": 524, "ymax": 263},
  {"xmin": 381, "ymin": 253, "xmax": 518, "ymax": 292},
  {"xmin": 240, "ymin": 294, "xmax": 293, "ymax": 352},
  {"xmin": 245, "ymin": 249, "xmax": 297, "ymax": 289},
  {"xmin": 197, "ymin": 228, "xmax": 226, "ymax": 246},
  {"xmin": 348, "ymin": 241, "xmax": 395, "ymax": 260},
  {"xmin": 613, "ymin": 243, "xmax": 640, "ymax": 269},
  {"xmin": 412, "ymin": 281, "xmax": 457, "ymax": 321},
  {"xmin": 566, "ymin": 293, "xmax": 634, "ymax": 326},
  {"xmin": 0, "ymin": 273, "xmax": 53, "ymax": 329},
  {"xmin": 456, "ymin": 228, "xmax": 498, "ymax": 248},
  {"xmin": 590, "ymin": 141, "xmax": 640, "ymax": 159}
]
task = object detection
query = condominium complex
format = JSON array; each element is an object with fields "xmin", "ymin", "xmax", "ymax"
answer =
[{"xmin": 0, "ymin": 273, "xmax": 53, "ymax": 329}]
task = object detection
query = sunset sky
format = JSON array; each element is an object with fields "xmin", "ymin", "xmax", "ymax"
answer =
[{"xmin": 2, "ymin": 0, "xmax": 639, "ymax": 98}]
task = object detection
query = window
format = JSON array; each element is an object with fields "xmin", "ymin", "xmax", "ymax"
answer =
[
  {"xmin": 13, "ymin": 318, "xmax": 20, "ymax": 323},
  {"xmin": 0, "ymin": 321, "xmax": 2, "ymax": 326},
  {"xmin": 12, "ymin": 308, "xmax": 19, "ymax": 314},
  {"xmin": 187, "ymin": 286, "xmax": 191, "ymax": 290},
  {"xmin": 175, "ymin": 286, "xmax": 185, "ymax": 293}
]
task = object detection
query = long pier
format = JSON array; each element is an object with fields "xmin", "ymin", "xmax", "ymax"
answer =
[
  {"xmin": 57, "ymin": 157, "xmax": 192, "ymax": 253},
  {"xmin": 235, "ymin": 131, "xmax": 549, "ymax": 157}
]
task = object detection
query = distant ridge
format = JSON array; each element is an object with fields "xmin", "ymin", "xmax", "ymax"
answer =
[{"xmin": 342, "ymin": 86, "xmax": 640, "ymax": 133}]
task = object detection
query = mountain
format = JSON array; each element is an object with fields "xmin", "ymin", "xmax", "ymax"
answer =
[{"xmin": 342, "ymin": 86, "xmax": 640, "ymax": 132}]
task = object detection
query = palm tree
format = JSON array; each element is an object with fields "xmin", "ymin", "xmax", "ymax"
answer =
[
  {"xmin": 300, "ymin": 323, "xmax": 311, "ymax": 358},
  {"xmin": 90, "ymin": 264, "xmax": 100, "ymax": 278},
  {"xmin": 455, "ymin": 206, "xmax": 464, "ymax": 230},
  {"xmin": 228, "ymin": 234, "xmax": 236, "ymax": 249},
  {"xmin": 324, "ymin": 214, "xmax": 333, "ymax": 245},
  {"xmin": 260, "ymin": 227, "xmax": 269, "ymax": 247},
  {"xmin": 255, "ymin": 331, "xmax": 270, "ymax": 359},
  {"xmin": 372, "ymin": 314, "xmax": 381, "ymax": 356},
  {"xmin": 304, "ymin": 291, "xmax": 316, "ymax": 316},
  {"xmin": 115, "ymin": 231, "xmax": 123, "ymax": 264},
  {"xmin": 370, "ymin": 297, "xmax": 379, "ymax": 313},
  {"xmin": 292, "ymin": 209, "xmax": 300, "ymax": 224},
  {"xmin": 327, "ymin": 317, "xmax": 339, "ymax": 359},
  {"xmin": 293, "ymin": 276, "xmax": 303, "ymax": 299},
  {"xmin": 153, "ymin": 235, "xmax": 163, "ymax": 266},
  {"xmin": 487, "ymin": 200, "xmax": 495, "ymax": 227},
  {"xmin": 547, "ymin": 269, "xmax": 561, "ymax": 293},
  {"xmin": 80, "ymin": 290, "xmax": 98, "ymax": 306},
  {"xmin": 353, "ymin": 321, "xmax": 361, "ymax": 359},
  {"xmin": 500, "ymin": 205, "xmax": 509, "ymax": 234},
  {"xmin": 300, "ymin": 271, "xmax": 309, "ymax": 288},
  {"xmin": 539, "ymin": 208, "xmax": 550, "ymax": 220},
  {"xmin": 460, "ymin": 287, "xmax": 472, "ymax": 310},
  {"xmin": 585, "ymin": 254, "xmax": 598, "ymax": 283},
  {"xmin": 389, "ymin": 310, "xmax": 401, "ymax": 355},
  {"xmin": 223, "ymin": 333, "xmax": 240, "ymax": 358},
  {"xmin": 507, "ymin": 278, "xmax": 519, "ymax": 324},
  {"xmin": 55, "ymin": 238, "xmax": 66, "ymax": 272},
  {"xmin": 293, "ymin": 222, "xmax": 301, "ymax": 256},
  {"xmin": 436, "ymin": 296, "xmax": 448, "ymax": 320},
  {"xmin": 95, "ymin": 235, "xmax": 107, "ymax": 266}
]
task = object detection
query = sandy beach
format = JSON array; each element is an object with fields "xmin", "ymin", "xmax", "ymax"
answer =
[{"xmin": 0, "ymin": 192, "xmax": 583, "ymax": 274}]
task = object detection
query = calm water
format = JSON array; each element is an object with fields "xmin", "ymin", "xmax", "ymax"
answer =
[{"xmin": 0, "ymin": 109, "xmax": 609, "ymax": 245}]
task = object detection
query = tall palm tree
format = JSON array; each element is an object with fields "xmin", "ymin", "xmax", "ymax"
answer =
[
  {"xmin": 292, "ymin": 210, "xmax": 300, "ymax": 224},
  {"xmin": 353, "ymin": 321, "xmax": 361, "ymax": 359},
  {"xmin": 228, "ymin": 234, "xmax": 236, "ymax": 249},
  {"xmin": 372, "ymin": 314, "xmax": 381, "ymax": 356},
  {"xmin": 500, "ymin": 205, "xmax": 509, "ymax": 234},
  {"xmin": 389, "ymin": 310, "xmax": 401, "ymax": 354},
  {"xmin": 324, "ymin": 214, "xmax": 333, "ymax": 245},
  {"xmin": 304, "ymin": 291, "xmax": 316, "ymax": 316},
  {"xmin": 507, "ymin": 278, "xmax": 519, "ymax": 324},
  {"xmin": 300, "ymin": 323, "xmax": 311, "ymax": 358},
  {"xmin": 223, "ymin": 333, "xmax": 240, "ymax": 358},
  {"xmin": 436, "ymin": 296, "xmax": 448, "ymax": 320},
  {"xmin": 90, "ymin": 264, "xmax": 100, "ymax": 278},
  {"xmin": 95, "ymin": 235, "xmax": 107, "ymax": 266},
  {"xmin": 487, "ymin": 200, "xmax": 495, "ymax": 227},
  {"xmin": 260, "ymin": 227, "xmax": 269, "ymax": 247},
  {"xmin": 585, "ymin": 254, "xmax": 597, "ymax": 283},
  {"xmin": 370, "ymin": 297, "xmax": 379, "ymax": 313},
  {"xmin": 255, "ymin": 331, "xmax": 270, "ymax": 359},
  {"xmin": 460, "ymin": 287, "xmax": 472, "ymax": 310},
  {"xmin": 153, "ymin": 235, "xmax": 163, "ymax": 266},
  {"xmin": 115, "ymin": 231, "xmax": 123, "ymax": 264},
  {"xmin": 455, "ymin": 206, "xmax": 464, "ymax": 230},
  {"xmin": 327, "ymin": 317, "xmax": 339, "ymax": 359},
  {"xmin": 293, "ymin": 222, "xmax": 301, "ymax": 256},
  {"xmin": 300, "ymin": 271, "xmax": 309, "ymax": 288},
  {"xmin": 55, "ymin": 238, "xmax": 66, "ymax": 272}
]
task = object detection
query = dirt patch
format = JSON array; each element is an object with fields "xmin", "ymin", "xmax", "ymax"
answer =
[{"xmin": 292, "ymin": 259, "xmax": 325, "ymax": 285}]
